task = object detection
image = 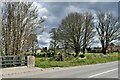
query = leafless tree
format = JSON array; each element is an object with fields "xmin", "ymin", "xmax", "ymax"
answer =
[
  {"xmin": 50, "ymin": 28, "xmax": 59, "ymax": 55},
  {"xmin": 58, "ymin": 12, "xmax": 95, "ymax": 57},
  {"xmin": 0, "ymin": 11, "xmax": 3, "ymax": 54},
  {"xmin": 82, "ymin": 12, "xmax": 95, "ymax": 55},
  {"xmin": 1, "ymin": 2, "xmax": 44, "ymax": 55},
  {"xmin": 96, "ymin": 12, "xmax": 120, "ymax": 54}
]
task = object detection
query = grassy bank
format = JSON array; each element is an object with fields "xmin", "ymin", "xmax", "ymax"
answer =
[{"xmin": 35, "ymin": 52, "xmax": 119, "ymax": 68}]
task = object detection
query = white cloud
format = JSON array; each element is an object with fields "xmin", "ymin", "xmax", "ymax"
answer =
[
  {"xmin": 33, "ymin": 2, "xmax": 49, "ymax": 17},
  {"xmin": 37, "ymin": 32, "xmax": 50, "ymax": 41},
  {"xmin": 32, "ymin": 2, "xmax": 42, "ymax": 8},
  {"xmin": 47, "ymin": 15, "xmax": 57, "ymax": 24},
  {"xmin": 42, "ymin": 16, "xmax": 48, "ymax": 19},
  {"xmin": 37, "ymin": 32, "xmax": 51, "ymax": 48},
  {"xmin": 66, "ymin": 5, "xmax": 81, "ymax": 13},
  {"xmin": 39, "ymin": 8, "xmax": 49, "ymax": 15},
  {"xmin": 65, "ymin": 5, "xmax": 97, "ymax": 16}
]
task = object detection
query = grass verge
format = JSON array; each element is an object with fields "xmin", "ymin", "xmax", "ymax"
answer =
[{"xmin": 35, "ymin": 53, "xmax": 120, "ymax": 68}]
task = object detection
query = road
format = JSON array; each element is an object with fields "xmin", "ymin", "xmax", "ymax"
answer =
[{"xmin": 3, "ymin": 61, "xmax": 118, "ymax": 78}]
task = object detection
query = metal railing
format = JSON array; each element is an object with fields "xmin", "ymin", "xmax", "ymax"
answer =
[{"xmin": 0, "ymin": 56, "xmax": 27, "ymax": 68}]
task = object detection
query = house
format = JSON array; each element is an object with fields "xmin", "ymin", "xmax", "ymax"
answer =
[
  {"xmin": 86, "ymin": 43, "xmax": 120, "ymax": 53},
  {"xmin": 107, "ymin": 43, "xmax": 120, "ymax": 52},
  {"xmin": 36, "ymin": 48, "xmax": 42, "ymax": 53},
  {"xmin": 86, "ymin": 47, "xmax": 102, "ymax": 53}
]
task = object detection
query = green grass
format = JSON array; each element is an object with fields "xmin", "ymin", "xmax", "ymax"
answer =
[{"xmin": 35, "ymin": 52, "xmax": 119, "ymax": 68}]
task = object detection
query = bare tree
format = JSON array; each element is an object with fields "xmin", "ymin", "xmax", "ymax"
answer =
[
  {"xmin": 58, "ymin": 12, "xmax": 85, "ymax": 57},
  {"xmin": 82, "ymin": 12, "xmax": 95, "ymax": 55},
  {"xmin": 1, "ymin": 2, "xmax": 44, "ymax": 55},
  {"xmin": 96, "ymin": 12, "xmax": 120, "ymax": 55},
  {"xmin": 50, "ymin": 28, "xmax": 59, "ymax": 55},
  {"xmin": 0, "ymin": 10, "xmax": 3, "ymax": 54},
  {"xmin": 57, "ymin": 12, "xmax": 95, "ymax": 57}
]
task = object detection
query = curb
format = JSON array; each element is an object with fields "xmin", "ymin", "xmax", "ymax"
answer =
[
  {"xmin": 2, "ymin": 67, "xmax": 62, "ymax": 76},
  {"xmin": 2, "ymin": 68, "xmax": 42, "ymax": 76}
]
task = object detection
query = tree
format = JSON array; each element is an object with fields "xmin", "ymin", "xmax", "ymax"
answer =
[
  {"xmin": 49, "ymin": 28, "xmax": 59, "ymax": 55},
  {"xmin": 58, "ymin": 12, "xmax": 94, "ymax": 57},
  {"xmin": 1, "ymin": 2, "xmax": 44, "ymax": 55},
  {"xmin": 25, "ymin": 34, "xmax": 38, "ymax": 54},
  {"xmin": 0, "ymin": 11, "xmax": 4, "ymax": 54},
  {"xmin": 96, "ymin": 12, "xmax": 120, "ymax": 55},
  {"xmin": 82, "ymin": 12, "xmax": 95, "ymax": 55}
]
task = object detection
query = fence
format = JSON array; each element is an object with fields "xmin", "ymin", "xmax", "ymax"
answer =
[{"xmin": 0, "ymin": 56, "xmax": 27, "ymax": 68}]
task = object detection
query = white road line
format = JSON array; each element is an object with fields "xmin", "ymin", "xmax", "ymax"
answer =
[{"xmin": 88, "ymin": 68, "xmax": 118, "ymax": 78}]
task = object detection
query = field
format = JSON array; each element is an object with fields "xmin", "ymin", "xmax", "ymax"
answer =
[{"xmin": 35, "ymin": 52, "xmax": 119, "ymax": 68}]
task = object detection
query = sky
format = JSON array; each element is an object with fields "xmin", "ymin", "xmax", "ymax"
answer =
[
  {"xmin": 1, "ymin": 0, "xmax": 120, "ymax": 2},
  {"xmin": 0, "ymin": 0, "xmax": 119, "ymax": 48},
  {"xmin": 33, "ymin": 2, "xmax": 119, "ymax": 48}
]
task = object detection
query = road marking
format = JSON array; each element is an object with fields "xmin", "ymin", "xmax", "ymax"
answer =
[{"xmin": 88, "ymin": 68, "xmax": 118, "ymax": 78}]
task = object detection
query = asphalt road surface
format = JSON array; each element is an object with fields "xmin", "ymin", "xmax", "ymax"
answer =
[{"xmin": 4, "ymin": 61, "xmax": 118, "ymax": 78}]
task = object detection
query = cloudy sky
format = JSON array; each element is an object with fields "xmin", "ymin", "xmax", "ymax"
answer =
[
  {"xmin": 1, "ymin": 1, "xmax": 119, "ymax": 48},
  {"xmin": 33, "ymin": 2, "xmax": 119, "ymax": 48}
]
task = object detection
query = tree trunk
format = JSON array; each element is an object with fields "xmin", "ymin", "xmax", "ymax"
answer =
[
  {"xmin": 53, "ymin": 41, "xmax": 56, "ymax": 56},
  {"xmin": 5, "ymin": 44, "xmax": 8, "ymax": 55},
  {"xmin": 102, "ymin": 48, "xmax": 107, "ymax": 55},
  {"xmin": 83, "ymin": 47, "xmax": 85, "ymax": 55},
  {"xmin": 75, "ymin": 51, "xmax": 79, "ymax": 57},
  {"xmin": 75, "ymin": 46, "xmax": 80, "ymax": 57},
  {"xmin": 83, "ymin": 44, "xmax": 87, "ymax": 55},
  {"xmin": 32, "ymin": 41, "xmax": 34, "ymax": 54}
]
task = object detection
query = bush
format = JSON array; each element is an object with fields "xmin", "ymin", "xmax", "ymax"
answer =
[
  {"xmin": 64, "ymin": 56, "xmax": 75, "ymax": 61},
  {"xmin": 49, "ymin": 55, "xmax": 60, "ymax": 61},
  {"xmin": 79, "ymin": 54, "xmax": 85, "ymax": 58}
]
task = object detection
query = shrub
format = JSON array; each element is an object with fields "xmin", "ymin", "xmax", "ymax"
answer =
[{"xmin": 79, "ymin": 54, "xmax": 85, "ymax": 58}]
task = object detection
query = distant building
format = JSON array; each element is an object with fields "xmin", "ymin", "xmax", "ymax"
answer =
[
  {"xmin": 87, "ymin": 43, "xmax": 120, "ymax": 53},
  {"xmin": 108, "ymin": 43, "xmax": 120, "ymax": 52},
  {"xmin": 36, "ymin": 48, "xmax": 42, "ymax": 53},
  {"xmin": 86, "ymin": 47, "xmax": 102, "ymax": 53}
]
